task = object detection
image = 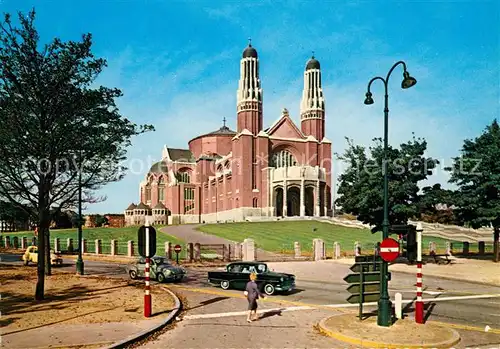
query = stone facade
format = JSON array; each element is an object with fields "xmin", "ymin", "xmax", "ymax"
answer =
[{"xmin": 124, "ymin": 43, "xmax": 333, "ymax": 226}]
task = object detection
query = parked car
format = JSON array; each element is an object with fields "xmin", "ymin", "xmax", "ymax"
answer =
[
  {"xmin": 207, "ymin": 261, "xmax": 295, "ymax": 295},
  {"xmin": 127, "ymin": 256, "xmax": 186, "ymax": 283},
  {"xmin": 22, "ymin": 245, "xmax": 63, "ymax": 266}
]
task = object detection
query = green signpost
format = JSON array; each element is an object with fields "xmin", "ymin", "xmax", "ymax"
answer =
[{"xmin": 344, "ymin": 259, "xmax": 383, "ymax": 320}]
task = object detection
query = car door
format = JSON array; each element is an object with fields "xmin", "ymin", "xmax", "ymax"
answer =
[
  {"xmin": 30, "ymin": 246, "xmax": 38, "ymax": 263},
  {"xmin": 136, "ymin": 257, "xmax": 146, "ymax": 277},
  {"xmin": 234, "ymin": 263, "xmax": 254, "ymax": 290}
]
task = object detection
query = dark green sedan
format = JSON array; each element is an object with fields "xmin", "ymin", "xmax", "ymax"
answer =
[
  {"xmin": 207, "ymin": 261, "xmax": 296, "ymax": 295},
  {"xmin": 127, "ymin": 256, "xmax": 186, "ymax": 283}
]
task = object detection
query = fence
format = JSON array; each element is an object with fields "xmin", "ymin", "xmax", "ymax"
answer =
[{"xmin": 0, "ymin": 234, "xmax": 497, "ymax": 262}]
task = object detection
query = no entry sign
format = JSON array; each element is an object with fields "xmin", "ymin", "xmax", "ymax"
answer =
[
  {"xmin": 380, "ymin": 238, "xmax": 400, "ymax": 262},
  {"xmin": 174, "ymin": 244, "xmax": 182, "ymax": 253}
]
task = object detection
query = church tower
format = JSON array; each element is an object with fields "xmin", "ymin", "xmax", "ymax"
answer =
[
  {"xmin": 300, "ymin": 54, "xmax": 325, "ymax": 141},
  {"xmin": 236, "ymin": 41, "xmax": 263, "ymax": 135}
]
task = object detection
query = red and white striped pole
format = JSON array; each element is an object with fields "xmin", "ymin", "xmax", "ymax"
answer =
[
  {"xmin": 144, "ymin": 223, "xmax": 152, "ymax": 318},
  {"xmin": 415, "ymin": 222, "xmax": 424, "ymax": 324}
]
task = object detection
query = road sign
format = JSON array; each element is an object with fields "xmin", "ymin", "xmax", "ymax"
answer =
[
  {"xmin": 343, "ymin": 271, "xmax": 381, "ymax": 284},
  {"xmin": 347, "ymin": 292, "xmax": 380, "ymax": 304},
  {"xmin": 174, "ymin": 244, "xmax": 182, "ymax": 253},
  {"xmin": 346, "ymin": 282, "xmax": 380, "ymax": 294},
  {"xmin": 380, "ymin": 238, "xmax": 400, "ymax": 262},
  {"xmin": 138, "ymin": 225, "xmax": 157, "ymax": 258},
  {"xmin": 350, "ymin": 262, "xmax": 382, "ymax": 273},
  {"xmin": 355, "ymin": 255, "xmax": 382, "ymax": 263}
]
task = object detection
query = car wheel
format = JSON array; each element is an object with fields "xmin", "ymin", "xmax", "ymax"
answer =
[
  {"xmin": 264, "ymin": 283, "xmax": 275, "ymax": 295},
  {"xmin": 129, "ymin": 270, "xmax": 138, "ymax": 280},
  {"xmin": 157, "ymin": 273, "xmax": 165, "ymax": 283},
  {"xmin": 220, "ymin": 280, "xmax": 230, "ymax": 290}
]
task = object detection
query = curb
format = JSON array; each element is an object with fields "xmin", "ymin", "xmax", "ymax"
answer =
[
  {"xmin": 316, "ymin": 316, "xmax": 461, "ymax": 349},
  {"xmin": 101, "ymin": 287, "xmax": 182, "ymax": 349}
]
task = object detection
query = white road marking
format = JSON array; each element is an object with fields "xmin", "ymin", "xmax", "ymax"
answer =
[
  {"xmin": 182, "ymin": 306, "xmax": 313, "ymax": 320},
  {"xmin": 180, "ymin": 293, "xmax": 500, "ymax": 321},
  {"xmin": 488, "ymin": 313, "xmax": 500, "ymax": 317},
  {"xmin": 390, "ymin": 289, "xmax": 443, "ymax": 295}
]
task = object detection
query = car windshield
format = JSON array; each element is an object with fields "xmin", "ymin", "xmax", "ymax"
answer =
[{"xmin": 153, "ymin": 257, "xmax": 168, "ymax": 265}]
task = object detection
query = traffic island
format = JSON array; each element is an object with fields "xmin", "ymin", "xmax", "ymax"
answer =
[{"xmin": 317, "ymin": 314, "xmax": 461, "ymax": 348}]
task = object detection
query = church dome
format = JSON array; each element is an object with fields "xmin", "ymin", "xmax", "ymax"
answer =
[
  {"xmin": 306, "ymin": 56, "xmax": 320, "ymax": 70},
  {"xmin": 242, "ymin": 44, "xmax": 258, "ymax": 58}
]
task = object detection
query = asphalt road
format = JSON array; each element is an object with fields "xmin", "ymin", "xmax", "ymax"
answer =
[{"xmin": 3, "ymin": 252, "xmax": 499, "ymax": 329}]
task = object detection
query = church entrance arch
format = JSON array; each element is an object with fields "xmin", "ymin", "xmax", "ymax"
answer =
[
  {"xmin": 275, "ymin": 187, "xmax": 284, "ymax": 217},
  {"xmin": 305, "ymin": 187, "xmax": 314, "ymax": 216},
  {"xmin": 287, "ymin": 187, "xmax": 300, "ymax": 217}
]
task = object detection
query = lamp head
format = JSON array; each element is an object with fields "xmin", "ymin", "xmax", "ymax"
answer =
[
  {"xmin": 364, "ymin": 92, "xmax": 374, "ymax": 105},
  {"xmin": 402, "ymin": 71, "xmax": 417, "ymax": 89}
]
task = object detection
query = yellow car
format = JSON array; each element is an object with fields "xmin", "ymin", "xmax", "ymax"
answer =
[{"xmin": 22, "ymin": 245, "xmax": 63, "ymax": 266}]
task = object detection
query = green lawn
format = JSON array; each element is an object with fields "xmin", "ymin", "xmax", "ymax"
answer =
[
  {"xmin": 1, "ymin": 226, "xmax": 183, "ymax": 255},
  {"xmin": 196, "ymin": 221, "xmax": 490, "ymax": 255}
]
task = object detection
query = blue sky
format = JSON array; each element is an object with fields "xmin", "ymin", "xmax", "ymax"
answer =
[{"xmin": 2, "ymin": 0, "xmax": 499, "ymax": 214}]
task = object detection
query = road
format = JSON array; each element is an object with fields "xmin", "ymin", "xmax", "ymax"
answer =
[{"xmin": 3, "ymin": 253, "xmax": 500, "ymax": 348}]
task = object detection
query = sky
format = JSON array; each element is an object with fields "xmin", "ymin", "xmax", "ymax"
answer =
[{"xmin": 1, "ymin": 0, "xmax": 499, "ymax": 214}]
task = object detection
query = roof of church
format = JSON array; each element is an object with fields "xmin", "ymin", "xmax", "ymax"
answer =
[
  {"xmin": 206, "ymin": 125, "xmax": 236, "ymax": 136},
  {"xmin": 196, "ymin": 152, "xmax": 223, "ymax": 162},
  {"xmin": 306, "ymin": 55, "xmax": 320, "ymax": 70},
  {"xmin": 135, "ymin": 202, "xmax": 151, "ymax": 210},
  {"xmin": 126, "ymin": 203, "xmax": 137, "ymax": 210},
  {"xmin": 243, "ymin": 43, "xmax": 258, "ymax": 58},
  {"xmin": 149, "ymin": 161, "xmax": 168, "ymax": 173},
  {"xmin": 167, "ymin": 148, "xmax": 196, "ymax": 162},
  {"xmin": 154, "ymin": 202, "xmax": 166, "ymax": 209}
]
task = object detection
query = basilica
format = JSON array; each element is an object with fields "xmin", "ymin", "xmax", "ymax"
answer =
[{"xmin": 124, "ymin": 43, "xmax": 333, "ymax": 226}]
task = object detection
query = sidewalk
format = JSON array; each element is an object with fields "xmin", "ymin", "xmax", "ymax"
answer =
[{"xmin": 2, "ymin": 319, "xmax": 164, "ymax": 349}]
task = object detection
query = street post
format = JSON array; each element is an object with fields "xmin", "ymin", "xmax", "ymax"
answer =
[
  {"xmin": 138, "ymin": 223, "xmax": 157, "ymax": 318},
  {"xmin": 364, "ymin": 61, "xmax": 417, "ymax": 326}
]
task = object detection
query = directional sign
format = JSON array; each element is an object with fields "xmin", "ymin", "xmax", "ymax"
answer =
[
  {"xmin": 347, "ymin": 292, "xmax": 380, "ymax": 304},
  {"xmin": 380, "ymin": 237, "xmax": 400, "ymax": 262},
  {"xmin": 350, "ymin": 262, "xmax": 382, "ymax": 273},
  {"xmin": 174, "ymin": 244, "xmax": 181, "ymax": 253},
  {"xmin": 138, "ymin": 225, "xmax": 157, "ymax": 258},
  {"xmin": 355, "ymin": 255, "xmax": 382, "ymax": 263},
  {"xmin": 343, "ymin": 271, "xmax": 381, "ymax": 284},
  {"xmin": 346, "ymin": 282, "xmax": 380, "ymax": 294}
]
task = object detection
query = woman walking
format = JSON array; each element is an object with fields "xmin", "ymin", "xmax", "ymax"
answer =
[{"xmin": 244, "ymin": 272, "xmax": 265, "ymax": 322}]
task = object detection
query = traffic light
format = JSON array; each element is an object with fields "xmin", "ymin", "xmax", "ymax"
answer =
[
  {"xmin": 390, "ymin": 224, "xmax": 417, "ymax": 263},
  {"xmin": 402, "ymin": 226, "xmax": 417, "ymax": 263}
]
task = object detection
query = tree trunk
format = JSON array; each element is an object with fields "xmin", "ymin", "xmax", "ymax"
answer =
[
  {"xmin": 494, "ymin": 226, "xmax": 499, "ymax": 263},
  {"xmin": 44, "ymin": 228, "xmax": 51, "ymax": 275},
  {"xmin": 35, "ymin": 222, "xmax": 46, "ymax": 301}
]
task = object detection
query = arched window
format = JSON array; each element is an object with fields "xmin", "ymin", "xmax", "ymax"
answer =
[
  {"xmin": 252, "ymin": 198, "xmax": 258, "ymax": 208},
  {"xmin": 177, "ymin": 171, "xmax": 190, "ymax": 183},
  {"xmin": 145, "ymin": 184, "xmax": 151, "ymax": 201},
  {"xmin": 158, "ymin": 177, "xmax": 165, "ymax": 201},
  {"xmin": 270, "ymin": 150, "xmax": 297, "ymax": 168}
]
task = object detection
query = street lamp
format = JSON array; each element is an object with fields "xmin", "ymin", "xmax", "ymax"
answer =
[
  {"xmin": 364, "ymin": 61, "xmax": 416, "ymax": 327},
  {"xmin": 76, "ymin": 150, "xmax": 84, "ymax": 275}
]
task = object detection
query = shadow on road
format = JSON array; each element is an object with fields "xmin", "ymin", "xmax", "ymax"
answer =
[
  {"xmin": 259, "ymin": 309, "xmax": 283, "ymax": 320},
  {"xmin": 186, "ymin": 296, "xmax": 230, "ymax": 311}
]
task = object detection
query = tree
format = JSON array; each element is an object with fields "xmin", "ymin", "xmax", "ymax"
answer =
[
  {"xmin": 335, "ymin": 135, "xmax": 438, "ymax": 233},
  {"xmin": 0, "ymin": 10, "xmax": 154, "ymax": 300},
  {"xmin": 418, "ymin": 184, "xmax": 461, "ymax": 224},
  {"xmin": 446, "ymin": 119, "xmax": 500, "ymax": 262}
]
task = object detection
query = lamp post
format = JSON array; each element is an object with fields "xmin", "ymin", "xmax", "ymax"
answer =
[
  {"xmin": 76, "ymin": 150, "xmax": 84, "ymax": 275},
  {"xmin": 364, "ymin": 61, "xmax": 417, "ymax": 327}
]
